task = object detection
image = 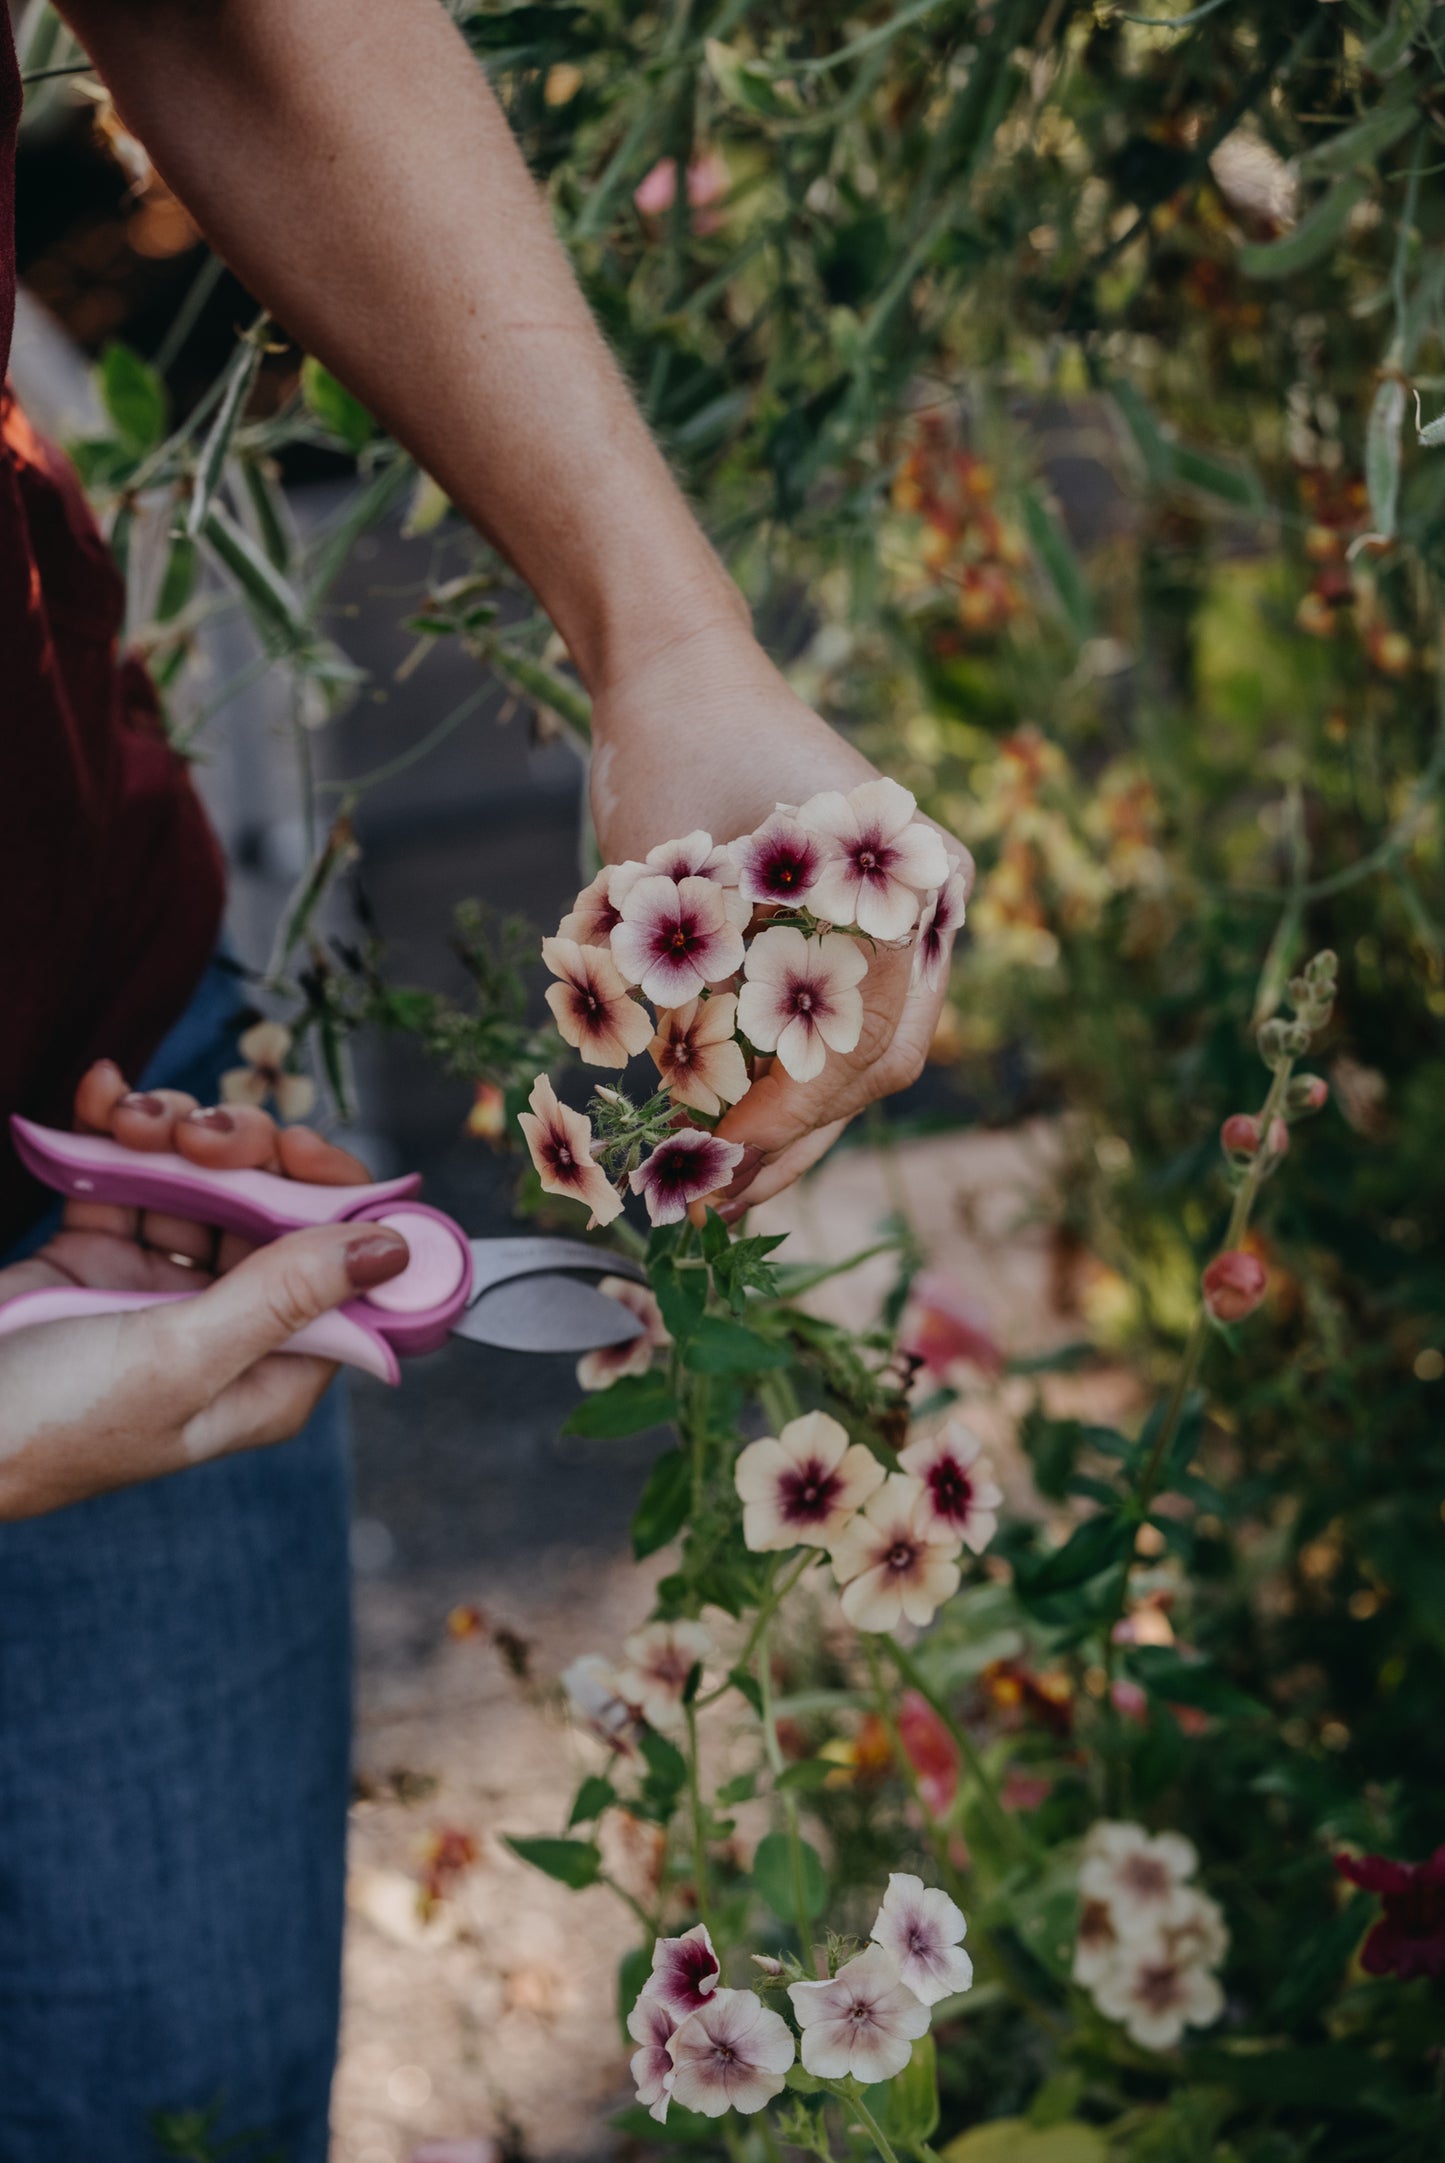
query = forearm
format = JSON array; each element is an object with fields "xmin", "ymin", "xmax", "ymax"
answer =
[{"xmin": 58, "ymin": 0, "xmax": 748, "ymax": 693}]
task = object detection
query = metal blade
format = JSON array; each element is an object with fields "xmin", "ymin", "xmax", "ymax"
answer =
[
  {"xmin": 465, "ymin": 1236, "xmax": 647, "ymax": 1299},
  {"xmin": 453, "ymin": 1273, "xmax": 647, "ymax": 1354}
]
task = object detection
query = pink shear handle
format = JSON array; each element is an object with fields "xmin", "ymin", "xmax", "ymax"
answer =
[
  {"xmin": 6, "ymin": 1116, "xmax": 476, "ymax": 1373},
  {"xmin": 0, "ymin": 1285, "xmax": 401, "ymax": 1384}
]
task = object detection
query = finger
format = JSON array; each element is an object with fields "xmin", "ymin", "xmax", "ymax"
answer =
[
  {"xmin": 178, "ymin": 1352, "xmax": 338, "ymax": 1463},
  {"xmin": 215, "ymin": 1232, "xmax": 259, "ymax": 1276},
  {"xmin": 33, "ymin": 1227, "xmax": 214, "ymax": 1294},
  {"xmin": 65, "ymin": 1060, "xmax": 138, "ymax": 1239},
  {"xmin": 110, "ymin": 1089, "xmax": 200, "ymax": 1151},
  {"xmin": 276, "ymin": 1125, "xmax": 373, "ymax": 1186},
  {"xmin": 144, "ymin": 1220, "xmax": 411, "ymax": 1397},
  {"xmin": 138, "ymin": 1212, "xmax": 216, "ymax": 1267},
  {"xmin": 716, "ymin": 950, "xmax": 911, "ymax": 1165},
  {"xmin": 175, "ymin": 1102, "xmax": 282, "ymax": 1172},
  {"xmin": 718, "ymin": 1118, "xmax": 850, "ymax": 1221}
]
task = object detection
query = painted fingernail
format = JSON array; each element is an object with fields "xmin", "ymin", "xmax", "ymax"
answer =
[
  {"xmin": 120, "ymin": 1092, "xmax": 165, "ymax": 1117},
  {"xmin": 186, "ymin": 1107, "xmax": 236, "ymax": 1134},
  {"xmin": 726, "ymin": 1145, "xmax": 767, "ymax": 1190},
  {"xmin": 345, "ymin": 1230, "xmax": 410, "ymax": 1289}
]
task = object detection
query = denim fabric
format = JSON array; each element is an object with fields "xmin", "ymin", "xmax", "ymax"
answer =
[{"xmin": 0, "ymin": 962, "xmax": 351, "ymax": 2163}]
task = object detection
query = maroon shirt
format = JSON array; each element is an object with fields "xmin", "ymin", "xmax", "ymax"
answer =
[{"xmin": 0, "ymin": 25, "xmax": 225, "ymax": 1247}]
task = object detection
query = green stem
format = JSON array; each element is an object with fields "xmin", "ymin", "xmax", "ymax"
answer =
[
  {"xmin": 827, "ymin": 2080, "xmax": 901, "ymax": 2163},
  {"xmin": 699, "ymin": 1551, "xmax": 815, "ymax": 1708},
  {"xmin": 599, "ymin": 1871, "xmax": 660, "ymax": 1936},
  {"xmin": 757, "ymin": 1613, "xmax": 816, "ymax": 1969},
  {"xmin": 882, "ymin": 1638, "xmax": 1034, "ymax": 1864},
  {"xmin": 684, "ymin": 1697, "xmax": 713, "ymax": 1937}
]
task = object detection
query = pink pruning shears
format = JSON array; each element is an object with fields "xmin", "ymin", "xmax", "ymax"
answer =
[{"xmin": 0, "ymin": 1116, "xmax": 646, "ymax": 1385}]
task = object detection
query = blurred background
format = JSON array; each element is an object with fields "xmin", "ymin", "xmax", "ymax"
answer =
[{"xmin": 11, "ymin": 0, "xmax": 1445, "ymax": 2157}]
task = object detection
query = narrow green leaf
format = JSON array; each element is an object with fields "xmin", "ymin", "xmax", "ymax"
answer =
[
  {"xmin": 1366, "ymin": 374, "xmax": 1406, "ymax": 538},
  {"xmin": 638, "ymin": 1727, "xmax": 688, "ymax": 1791},
  {"xmin": 301, "ymin": 355, "xmax": 375, "ymax": 452},
  {"xmin": 704, "ymin": 37, "xmax": 800, "ymax": 121},
  {"xmin": 98, "ymin": 341, "xmax": 167, "ymax": 453},
  {"xmin": 1299, "ymin": 103, "xmax": 1418, "ymax": 177},
  {"xmin": 1022, "ymin": 486, "xmax": 1092, "ymax": 643},
  {"xmin": 1238, "ymin": 173, "xmax": 1370, "ymax": 280},
  {"xmin": 1169, "ymin": 443, "xmax": 1265, "ymax": 509},
  {"xmin": 1128, "ymin": 1646, "xmax": 1266, "ymax": 1720},
  {"xmin": 504, "ymin": 1835, "xmax": 601, "ymax": 1888},
  {"xmin": 568, "ymin": 1775, "xmax": 617, "ymax": 1828},
  {"xmin": 201, "ymin": 501, "xmax": 311, "ymax": 646},
  {"xmin": 188, "ymin": 325, "xmax": 264, "ymax": 540},
  {"xmin": 776, "ymin": 1758, "xmax": 835, "ymax": 1793},
  {"xmin": 631, "ymin": 1448, "xmax": 692, "ymax": 1559}
]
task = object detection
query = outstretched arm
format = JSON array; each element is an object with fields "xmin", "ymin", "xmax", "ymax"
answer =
[{"xmin": 58, "ymin": 0, "xmax": 970, "ymax": 1206}]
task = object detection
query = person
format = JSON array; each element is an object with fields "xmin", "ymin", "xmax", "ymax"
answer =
[{"xmin": 0, "ymin": 0, "xmax": 971, "ymax": 2156}]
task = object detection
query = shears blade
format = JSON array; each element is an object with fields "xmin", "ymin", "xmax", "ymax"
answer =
[{"xmin": 453, "ymin": 1237, "xmax": 649, "ymax": 1354}]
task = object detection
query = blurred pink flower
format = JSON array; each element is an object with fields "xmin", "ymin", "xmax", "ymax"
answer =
[
  {"xmin": 576, "ymin": 1277, "xmax": 669, "ymax": 1393},
  {"xmin": 1000, "ymin": 1768, "xmax": 1053, "ymax": 1812},
  {"xmin": 898, "ymin": 1272, "xmax": 1004, "ymax": 1378},
  {"xmin": 634, "ymin": 151, "xmax": 730, "ymax": 233},
  {"xmin": 1201, "ymin": 1249, "xmax": 1267, "ymax": 1323},
  {"xmin": 895, "ymin": 1689, "xmax": 960, "ymax": 1818}
]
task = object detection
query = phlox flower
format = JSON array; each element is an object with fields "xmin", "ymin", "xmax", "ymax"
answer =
[
  {"xmin": 628, "ymin": 1994, "xmax": 677, "ymax": 2123},
  {"xmin": 630, "ymin": 1127, "xmax": 745, "ymax": 1227},
  {"xmin": 1078, "ymin": 1821, "xmax": 1200, "ymax": 1942},
  {"xmin": 517, "ymin": 1074, "xmax": 622, "ymax": 1227},
  {"xmin": 576, "ymin": 1277, "xmax": 669, "ymax": 1394},
  {"xmin": 541, "ymin": 937, "xmax": 653, "ymax": 1067},
  {"xmin": 615, "ymin": 1618, "xmax": 713, "ymax": 1730},
  {"xmin": 912, "ymin": 867, "xmax": 969, "ymax": 991},
  {"xmin": 640, "ymin": 831, "xmax": 751, "ymax": 929},
  {"xmin": 1166, "ymin": 1888, "xmax": 1229, "ymax": 1973},
  {"xmin": 730, "ymin": 807, "xmax": 826, "ymax": 910},
  {"xmin": 666, "ymin": 1989, "xmax": 795, "ymax": 2117},
  {"xmin": 828, "ymin": 1473, "xmax": 962, "ymax": 1633},
  {"xmin": 898, "ymin": 1421, "xmax": 1003, "ymax": 1554},
  {"xmin": 799, "ymin": 778, "xmax": 950, "ymax": 939},
  {"xmin": 736, "ymin": 926, "xmax": 867, "ymax": 1084},
  {"xmin": 611, "ymin": 874, "xmax": 746, "ymax": 1006},
  {"xmin": 1091, "ymin": 1943, "xmax": 1224, "ymax": 2052},
  {"xmin": 788, "ymin": 1944, "xmax": 930, "ymax": 2083},
  {"xmin": 870, "ymin": 1873, "xmax": 974, "ymax": 2007},
  {"xmin": 642, "ymin": 1923, "xmax": 721, "ymax": 2020},
  {"xmin": 733, "ymin": 1409, "xmax": 884, "ymax": 1552},
  {"xmin": 556, "ymin": 863, "xmax": 643, "ymax": 946},
  {"xmin": 560, "ymin": 1654, "xmax": 637, "ymax": 1750},
  {"xmin": 222, "ymin": 1019, "xmax": 316, "ymax": 1122},
  {"xmin": 1072, "ymin": 1897, "xmax": 1122, "ymax": 1990},
  {"xmin": 650, "ymin": 994, "xmax": 751, "ymax": 1116}
]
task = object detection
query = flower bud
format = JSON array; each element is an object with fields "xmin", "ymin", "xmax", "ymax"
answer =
[
  {"xmin": 1257, "ymin": 1019, "xmax": 1292, "ymax": 1069},
  {"xmin": 1220, "ymin": 1114, "xmax": 1261, "ymax": 1156},
  {"xmin": 1202, "ymin": 1250, "xmax": 1268, "ymax": 1324},
  {"xmin": 1287, "ymin": 1073, "xmax": 1328, "ymax": 1115}
]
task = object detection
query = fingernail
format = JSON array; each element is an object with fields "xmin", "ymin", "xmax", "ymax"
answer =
[
  {"xmin": 120, "ymin": 1092, "xmax": 165, "ymax": 1117},
  {"xmin": 186, "ymin": 1107, "xmax": 235, "ymax": 1134},
  {"xmin": 94, "ymin": 1059, "xmax": 124, "ymax": 1085},
  {"xmin": 727, "ymin": 1145, "xmax": 766, "ymax": 1189},
  {"xmin": 345, "ymin": 1230, "xmax": 410, "ymax": 1289}
]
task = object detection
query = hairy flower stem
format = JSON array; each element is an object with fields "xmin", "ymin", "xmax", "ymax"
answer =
[
  {"xmin": 882, "ymin": 1638, "xmax": 1034, "ymax": 1865},
  {"xmin": 757, "ymin": 1613, "xmax": 817, "ymax": 1970},
  {"xmin": 684, "ymin": 1697, "xmax": 713, "ymax": 1937},
  {"xmin": 823, "ymin": 2079, "xmax": 902, "ymax": 2163}
]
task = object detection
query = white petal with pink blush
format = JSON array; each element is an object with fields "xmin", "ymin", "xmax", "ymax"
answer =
[
  {"xmin": 611, "ymin": 874, "xmax": 746, "ymax": 1005},
  {"xmin": 799, "ymin": 778, "xmax": 951, "ymax": 940},
  {"xmin": 666, "ymin": 1989, "xmax": 795, "ymax": 2116},
  {"xmin": 898, "ymin": 1420, "xmax": 1003, "ymax": 1555},
  {"xmin": 641, "ymin": 1923, "xmax": 722, "ymax": 2020},
  {"xmin": 576, "ymin": 1278, "xmax": 670, "ymax": 1393},
  {"xmin": 541, "ymin": 936, "xmax": 654, "ymax": 1067},
  {"xmin": 628, "ymin": 1993, "xmax": 677, "ymax": 2122},
  {"xmin": 629, "ymin": 1127, "xmax": 745, "ymax": 1227},
  {"xmin": 912, "ymin": 867, "xmax": 969, "ymax": 992},
  {"xmin": 737, "ymin": 926, "xmax": 867, "ymax": 1083},
  {"xmin": 870, "ymin": 1872, "xmax": 974, "ymax": 2007},
  {"xmin": 642, "ymin": 831, "xmax": 752, "ymax": 929},
  {"xmin": 517, "ymin": 1074, "xmax": 622, "ymax": 1227},
  {"xmin": 734, "ymin": 1409, "xmax": 884, "ymax": 1551},
  {"xmin": 650, "ymin": 994, "xmax": 752, "ymax": 1116},
  {"xmin": 828, "ymin": 1472, "xmax": 962, "ymax": 1632},
  {"xmin": 615, "ymin": 1618, "xmax": 713, "ymax": 1730},
  {"xmin": 729, "ymin": 808, "xmax": 827, "ymax": 910},
  {"xmin": 788, "ymin": 1944, "xmax": 930, "ymax": 2083}
]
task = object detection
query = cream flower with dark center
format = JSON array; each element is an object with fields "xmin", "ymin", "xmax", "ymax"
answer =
[
  {"xmin": 629, "ymin": 1127, "xmax": 745, "ymax": 1227},
  {"xmin": 1072, "ymin": 1896, "xmax": 1121, "ymax": 1989},
  {"xmin": 898, "ymin": 1421, "xmax": 1003, "ymax": 1555},
  {"xmin": 734, "ymin": 1409, "xmax": 884, "ymax": 1552},
  {"xmin": 517, "ymin": 1074, "xmax": 622, "ymax": 1227},
  {"xmin": 800, "ymin": 777, "xmax": 951, "ymax": 939},
  {"xmin": 628, "ymin": 1993, "xmax": 677, "ymax": 2123},
  {"xmin": 642, "ymin": 1924, "xmax": 722, "ymax": 2021},
  {"xmin": 1092, "ymin": 1944, "xmax": 1224, "ymax": 2052},
  {"xmin": 870, "ymin": 1873, "xmax": 974, "ymax": 2007},
  {"xmin": 556, "ymin": 862, "xmax": 646, "ymax": 945},
  {"xmin": 736, "ymin": 926, "xmax": 868, "ymax": 1083},
  {"xmin": 912, "ymin": 867, "xmax": 969, "ymax": 991},
  {"xmin": 541, "ymin": 936, "xmax": 653, "ymax": 1067},
  {"xmin": 615, "ymin": 1618, "xmax": 713, "ymax": 1730},
  {"xmin": 576, "ymin": 1278, "xmax": 670, "ymax": 1394},
  {"xmin": 788, "ymin": 1945, "xmax": 930, "ymax": 2083},
  {"xmin": 641, "ymin": 830, "xmax": 752, "ymax": 928},
  {"xmin": 730, "ymin": 808, "xmax": 826, "ymax": 910},
  {"xmin": 665, "ymin": 1989, "xmax": 795, "ymax": 2117},
  {"xmin": 650, "ymin": 994, "xmax": 751, "ymax": 1116},
  {"xmin": 1078, "ymin": 1821, "xmax": 1200, "ymax": 1942},
  {"xmin": 611, "ymin": 874, "xmax": 746, "ymax": 1006},
  {"xmin": 828, "ymin": 1472, "xmax": 962, "ymax": 1632}
]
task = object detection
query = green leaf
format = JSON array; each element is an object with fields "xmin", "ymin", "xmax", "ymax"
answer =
[
  {"xmin": 1299, "ymin": 102, "xmax": 1418, "ymax": 177},
  {"xmin": 617, "ymin": 1942, "xmax": 652, "ymax": 2041},
  {"xmin": 649, "ymin": 1256, "xmax": 707, "ymax": 1342},
  {"xmin": 1022, "ymin": 487, "xmax": 1092, "ymax": 644},
  {"xmin": 728, "ymin": 1667, "xmax": 764, "ymax": 1717},
  {"xmin": 638, "ymin": 1727, "xmax": 688, "ymax": 1792},
  {"xmin": 1128, "ymin": 1646, "xmax": 1266, "ymax": 1720},
  {"xmin": 882, "ymin": 2031, "xmax": 940, "ymax": 2145},
  {"xmin": 568, "ymin": 1775, "xmax": 616, "ymax": 1828},
  {"xmin": 1169, "ymin": 443, "xmax": 1265, "ymax": 510},
  {"xmin": 504, "ymin": 1835, "xmax": 601, "ymax": 1889},
  {"xmin": 776, "ymin": 1758, "xmax": 835, "ymax": 1793},
  {"xmin": 561, "ymin": 1372, "xmax": 676, "ymax": 1440},
  {"xmin": 1016, "ymin": 1513, "xmax": 1132, "ymax": 1598},
  {"xmin": 717, "ymin": 1771, "xmax": 757, "ymax": 1805},
  {"xmin": 98, "ymin": 342, "xmax": 167, "ymax": 453},
  {"xmin": 1109, "ymin": 379, "xmax": 1174, "ymax": 490},
  {"xmin": 1363, "ymin": 0, "xmax": 1431, "ymax": 75},
  {"xmin": 1238, "ymin": 173, "xmax": 1370, "ymax": 281},
  {"xmin": 154, "ymin": 533, "xmax": 197, "ymax": 623},
  {"xmin": 752, "ymin": 1830, "xmax": 829, "ymax": 1921},
  {"xmin": 188, "ymin": 325, "xmax": 264, "ymax": 540},
  {"xmin": 201, "ymin": 502, "xmax": 311, "ymax": 646},
  {"xmin": 631, "ymin": 1448, "xmax": 692, "ymax": 1559},
  {"xmin": 704, "ymin": 38, "xmax": 800, "ymax": 121},
  {"xmin": 301, "ymin": 355, "xmax": 375, "ymax": 452},
  {"xmin": 941, "ymin": 2122, "xmax": 1106, "ymax": 2163},
  {"xmin": 1366, "ymin": 374, "xmax": 1406, "ymax": 539},
  {"xmin": 687, "ymin": 1316, "xmax": 790, "ymax": 1373}
]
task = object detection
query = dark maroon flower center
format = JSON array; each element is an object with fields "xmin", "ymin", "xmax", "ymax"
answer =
[
  {"xmin": 667, "ymin": 922, "xmax": 699, "ymax": 954},
  {"xmin": 670, "ymin": 1942, "xmax": 720, "ymax": 2003},
  {"xmin": 927, "ymin": 1459, "xmax": 973, "ymax": 1523},
  {"xmin": 578, "ymin": 982, "xmax": 603, "ymax": 1017},
  {"xmin": 886, "ymin": 1539, "xmax": 919, "ymax": 1573},
  {"xmin": 848, "ymin": 2000, "xmax": 875, "ymax": 2025},
  {"xmin": 671, "ymin": 1037, "xmax": 694, "ymax": 1068},
  {"xmin": 545, "ymin": 1135, "xmax": 577, "ymax": 1176},
  {"xmin": 786, "ymin": 975, "xmax": 825, "ymax": 1021},
  {"xmin": 850, "ymin": 833, "xmax": 897, "ymax": 882},
  {"xmin": 649, "ymin": 1142, "xmax": 709, "ymax": 1195},
  {"xmin": 764, "ymin": 848, "xmax": 813, "ymax": 892},
  {"xmin": 779, "ymin": 1457, "xmax": 842, "ymax": 1524},
  {"xmin": 1137, "ymin": 1962, "xmax": 1183, "ymax": 2013},
  {"xmin": 1121, "ymin": 1855, "xmax": 1171, "ymax": 1901}
]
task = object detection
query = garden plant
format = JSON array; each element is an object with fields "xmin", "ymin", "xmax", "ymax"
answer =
[{"xmin": 20, "ymin": 0, "xmax": 1445, "ymax": 2154}]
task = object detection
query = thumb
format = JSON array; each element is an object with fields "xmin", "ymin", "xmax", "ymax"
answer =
[{"xmin": 153, "ymin": 1223, "xmax": 411, "ymax": 1395}]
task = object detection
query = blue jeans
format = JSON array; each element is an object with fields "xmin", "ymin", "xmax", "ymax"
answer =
[{"xmin": 0, "ymin": 963, "xmax": 350, "ymax": 2163}]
